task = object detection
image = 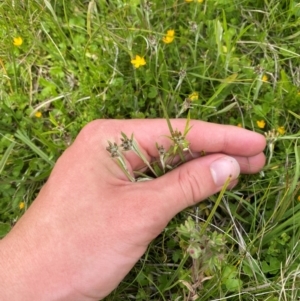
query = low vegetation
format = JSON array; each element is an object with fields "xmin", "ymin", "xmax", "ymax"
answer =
[{"xmin": 1, "ymin": 1, "xmax": 300, "ymax": 300}]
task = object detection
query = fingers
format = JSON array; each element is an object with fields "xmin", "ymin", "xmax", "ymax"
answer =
[
  {"xmin": 76, "ymin": 119, "xmax": 266, "ymax": 174},
  {"xmin": 168, "ymin": 151, "xmax": 266, "ymax": 174},
  {"xmin": 80, "ymin": 119, "xmax": 266, "ymax": 155},
  {"xmin": 99, "ymin": 118, "xmax": 266, "ymax": 154},
  {"xmin": 234, "ymin": 152, "xmax": 265, "ymax": 174}
]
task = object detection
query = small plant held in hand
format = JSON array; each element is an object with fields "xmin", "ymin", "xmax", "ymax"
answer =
[{"xmin": 106, "ymin": 113, "xmax": 193, "ymax": 182}]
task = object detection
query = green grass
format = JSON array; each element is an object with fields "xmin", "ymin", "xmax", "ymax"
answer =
[{"xmin": 1, "ymin": 0, "xmax": 300, "ymax": 299}]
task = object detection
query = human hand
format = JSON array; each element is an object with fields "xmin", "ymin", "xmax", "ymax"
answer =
[{"xmin": 0, "ymin": 119, "xmax": 266, "ymax": 301}]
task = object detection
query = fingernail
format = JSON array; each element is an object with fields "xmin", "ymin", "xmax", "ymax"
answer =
[{"xmin": 210, "ymin": 156, "xmax": 240, "ymax": 186}]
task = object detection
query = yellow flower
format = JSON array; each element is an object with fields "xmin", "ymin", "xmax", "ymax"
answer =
[
  {"xmin": 162, "ymin": 30, "xmax": 175, "ymax": 44},
  {"xmin": 13, "ymin": 36, "xmax": 23, "ymax": 47},
  {"xmin": 257, "ymin": 120, "xmax": 266, "ymax": 129},
  {"xmin": 262, "ymin": 74, "xmax": 268, "ymax": 82},
  {"xmin": 189, "ymin": 92, "xmax": 199, "ymax": 101},
  {"xmin": 277, "ymin": 126, "xmax": 285, "ymax": 135},
  {"xmin": 34, "ymin": 111, "xmax": 42, "ymax": 118},
  {"xmin": 198, "ymin": 0, "xmax": 204, "ymax": 2},
  {"xmin": 237, "ymin": 123, "xmax": 242, "ymax": 128},
  {"xmin": 298, "ymin": 195, "xmax": 300, "ymax": 202},
  {"xmin": 131, "ymin": 55, "xmax": 146, "ymax": 68},
  {"xmin": 19, "ymin": 202, "xmax": 25, "ymax": 210},
  {"xmin": 185, "ymin": 0, "xmax": 193, "ymax": 2}
]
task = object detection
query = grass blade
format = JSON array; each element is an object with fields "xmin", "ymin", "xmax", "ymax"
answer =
[
  {"xmin": 0, "ymin": 141, "xmax": 16, "ymax": 176},
  {"xmin": 206, "ymin": 73, "xmax": 238, "ymax": 106},
  {"xmin": 200, "ymin": 176, "xmax": 232, "ymax": 236},
  {"xmin": 15, "ymin": 130, "xmax": 54, "ymax": 166},
  {"xmin": 158, "ymin": 96, "xmax": 174, "ymax": 135}
]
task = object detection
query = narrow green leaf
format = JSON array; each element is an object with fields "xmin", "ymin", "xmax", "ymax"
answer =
[
  {"xmin": 207, "ymin": 102, "xmax": 237, "ymax": 117},
  {"xmin": 273, "ymin": 143, "xmax": 300, "ymax": 222},
  {"xmin": 44, "ymin": 0, "xmax": 58, "ymax": 22},
  {"xmin": 132, "ymin": 140, "xmax": 158, "ymax": 177},
  {"xmin": 0, "ymin": 141, "xmax": 16, "ymax": 175},
  {"xmin": 158, "ymin": 96, "xmax": 174, "ymax": 135},
  {"xmin": 87, "ymin": 1, "xmax": 95, "ymax": 37},
  {"xmin": 200, "ymin": 176, "xmax": 232, "ymax": 236},
  {"xmin": 15, "ymin": 130, "xmax": 54, "ymax": 166},
  {"xmin": 116, "ymin": 158, "xmax": 136, "ymax": 182},
  {"xmin": 214, "ymin": 20, "xmax": 223, "ymax": 57},
  {"xmin": 206, "ymin": 73, "xmax": 238, "ymax": 106},
  {"xmin": 183, "ymin": 110, "xmax": 192, "ymax": 136},
  {"xmin": 288, "ymin": 110, "xmax": 300, "ymax": 119}
]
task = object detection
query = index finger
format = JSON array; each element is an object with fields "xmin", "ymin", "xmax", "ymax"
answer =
[
  {"xmin": 79, "ymin": 119, "xmax": 266, "ymax": 169},
  {"xmin": 95, "ymin": 119, "xmax": 266, "ymax": 154}
]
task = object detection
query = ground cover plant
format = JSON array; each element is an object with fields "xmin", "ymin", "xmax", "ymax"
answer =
[{"xmin": 1, "ymin": 0, "xmax": 300, "ymax": 299}]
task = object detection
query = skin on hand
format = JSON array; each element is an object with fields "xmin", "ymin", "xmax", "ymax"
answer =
[{"xmin": 0, "ymin": 119, "xmax": 266, "ymax": 301}]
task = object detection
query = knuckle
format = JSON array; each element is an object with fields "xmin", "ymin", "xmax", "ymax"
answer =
[
  {"xmin": 76, "ymin": 119, "xmax": 113, "ymax": 145},
  {"xmin": 78, "ymin": 119, "xmax": 107, "ymax": 138},
  {"xmin": 177, "ymin": 166, "xmax": 203, "ymax": 206},
  {"xmin": 222, "ymin": 130, "xmax": 230, "ymax": 152}
]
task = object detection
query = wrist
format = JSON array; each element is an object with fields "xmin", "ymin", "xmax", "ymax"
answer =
[{"xmin": 0, "ymin": 228, "xmax": 78, "ymax": 301}]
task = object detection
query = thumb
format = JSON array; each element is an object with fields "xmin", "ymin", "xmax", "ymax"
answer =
[{"xmin": 149, "ymin": 154, "xmax": 240, "ymax": 220}]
